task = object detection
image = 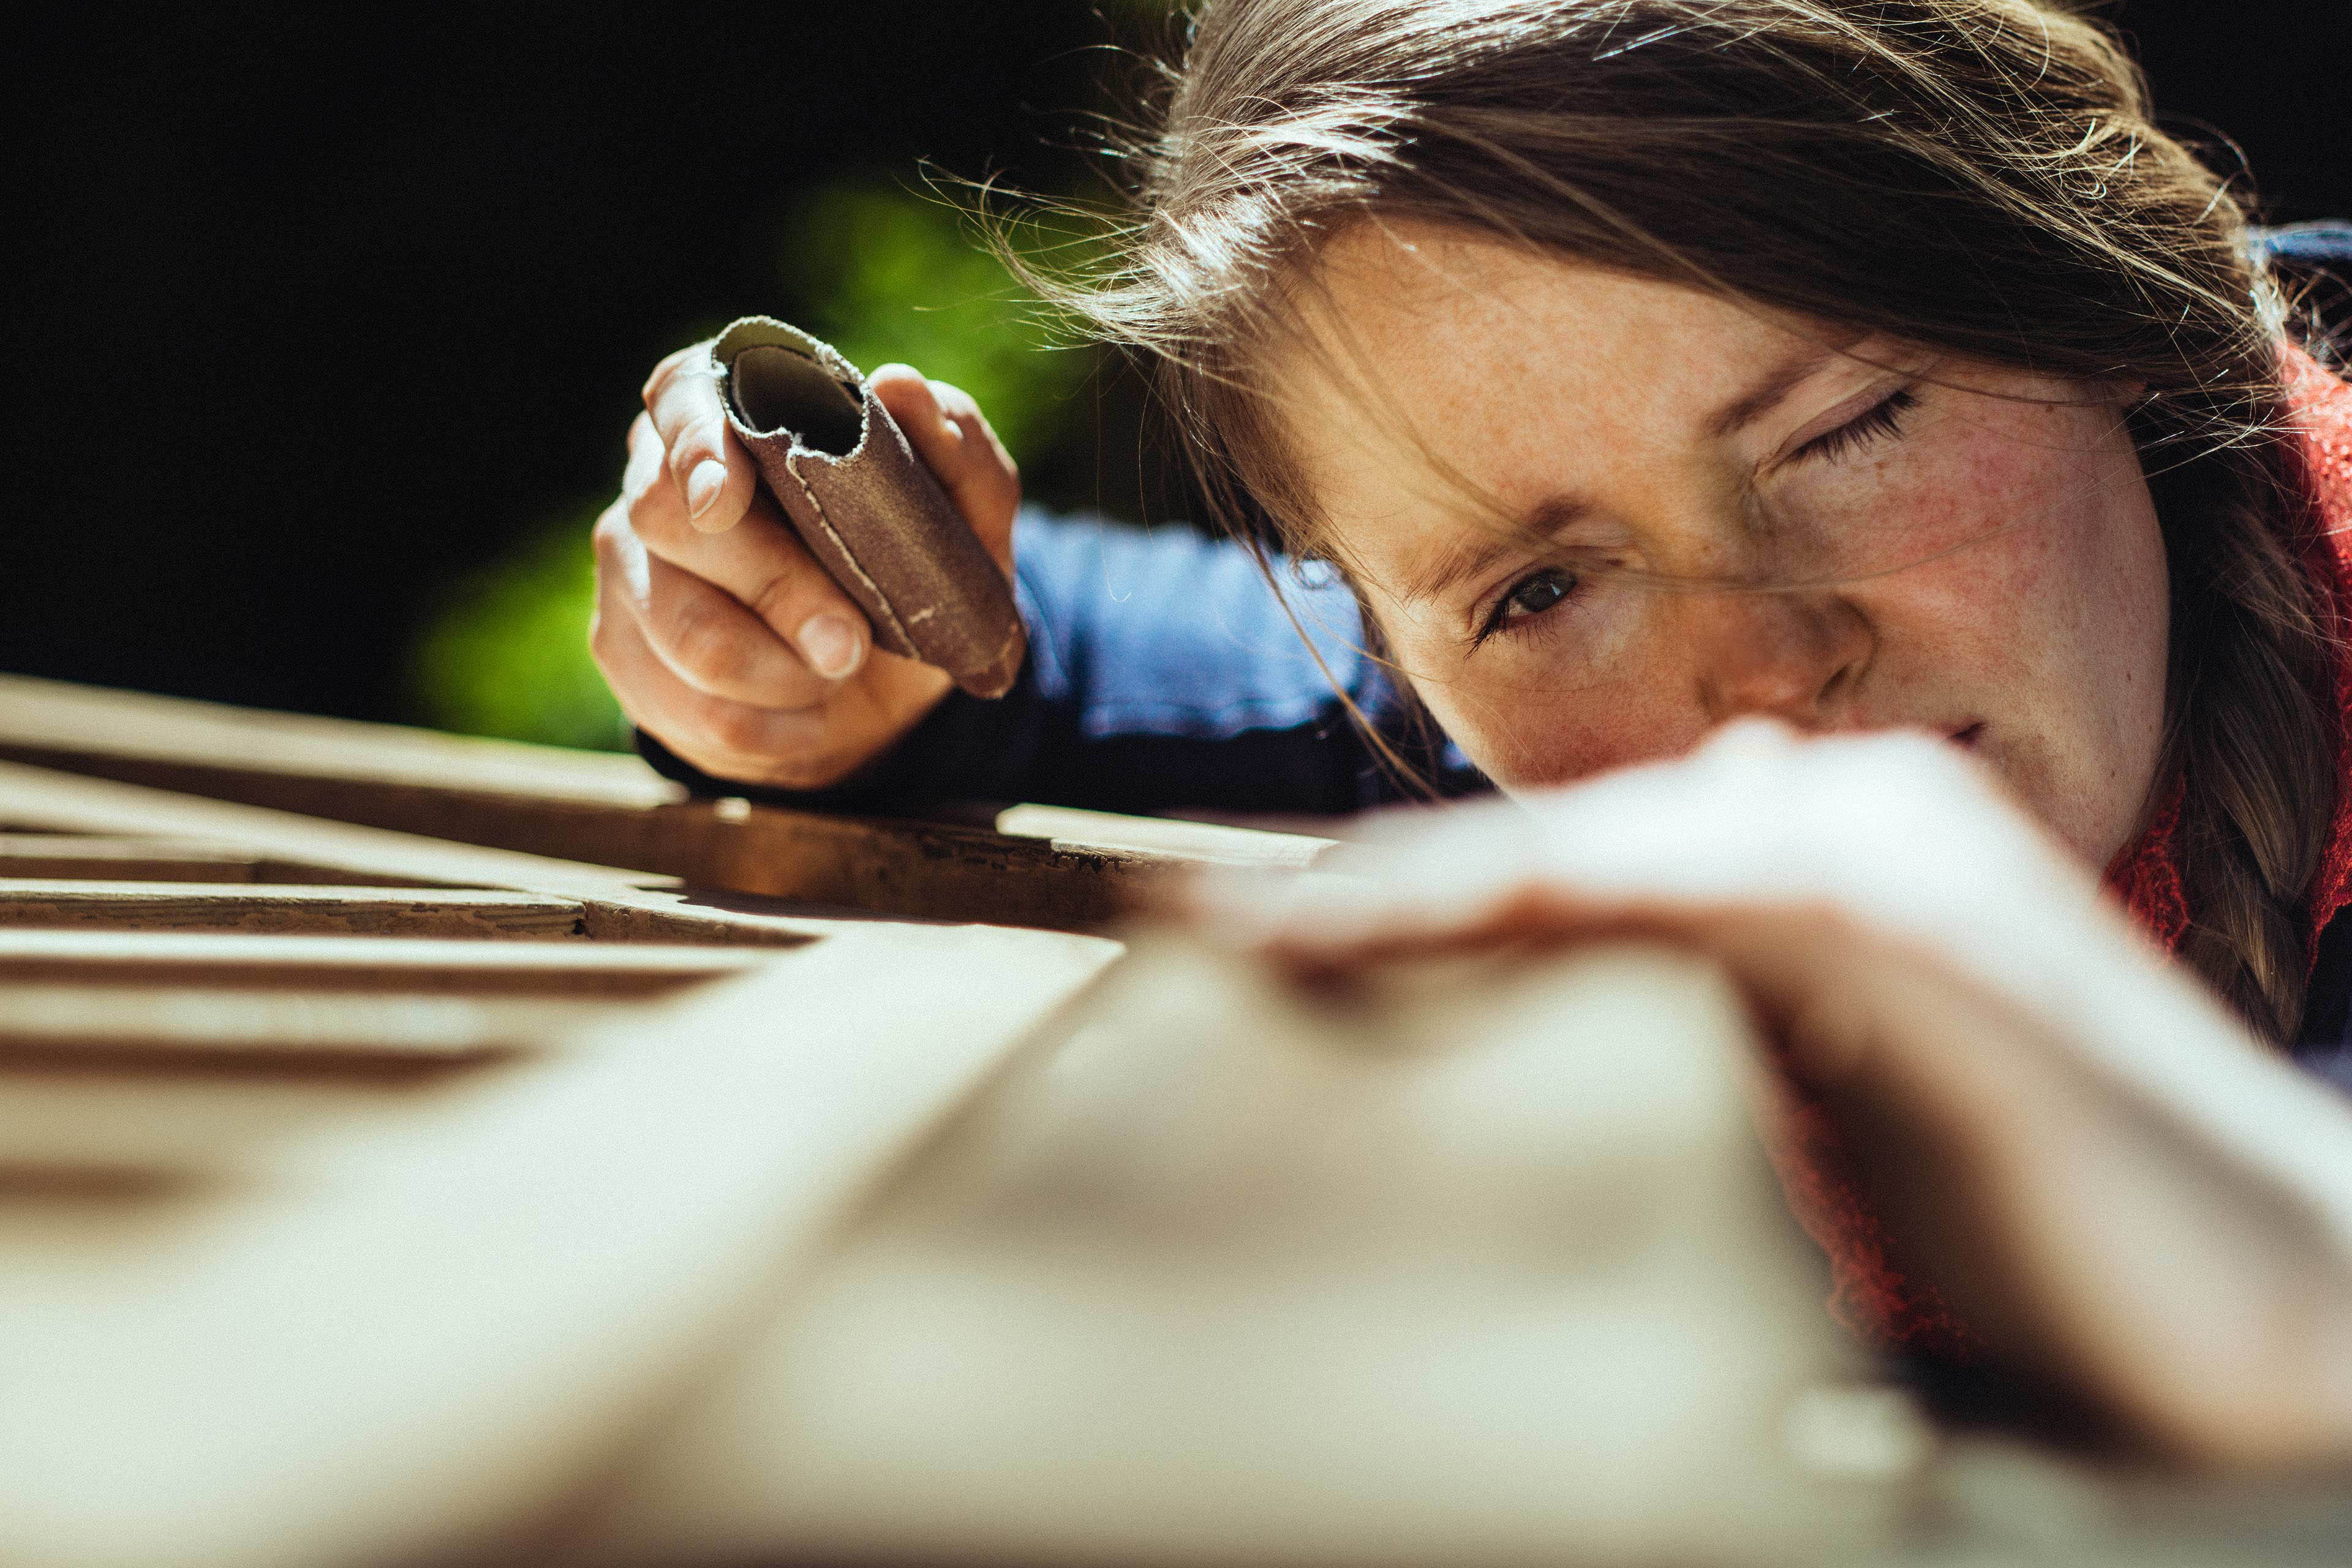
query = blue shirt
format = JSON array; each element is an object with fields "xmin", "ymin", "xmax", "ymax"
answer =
[{"xmin": 643, "ymin": 511, "xmax": 1489, "ymax": 816}]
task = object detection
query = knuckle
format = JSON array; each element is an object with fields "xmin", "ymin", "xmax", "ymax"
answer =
[
  {"xmin": 621, "ymin": 477, "xmax": 688, "ymax": 550},
  {"xmin": 619, "ymin": 445, "xmax": 664, "ymax": 507},
  {"xmin": 590, "ymin": 503, "xmax": 630, "ymax": 556},
  {"xmin": 747, "ymin": 567, "xmax": 813, "ymax": 632},
  {"xmin": 641, "ymin": 343, "xmax": 700, "ymax": 406},
  {"xmin": 666, "ymin": 418, "xmax": 724, "ymax": 475},
  {"xmin": 587, "ymin": 605, "xmax": 626, "ymax": 667},
  {"xmin": 702, "ymin": 699, "xmax": 779, "ymax": 761},
  {"xmin": 668, "ymin": 602, "xmax": 750, "ymax": 688}
]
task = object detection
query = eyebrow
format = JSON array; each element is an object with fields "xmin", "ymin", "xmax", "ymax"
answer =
[
  {"xmin": 1702, "ymin": 342, "xmax": 1844, "ymax": 440},
  {"xmin": 1398, "ymin": 495, "xmax": 1590, "ymax": 606},
  {"xmin": 1393, "ymin": 338, "xmax": 1862, "ymax": 608}
]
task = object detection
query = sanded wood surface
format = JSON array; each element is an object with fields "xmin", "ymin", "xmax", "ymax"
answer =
[
  {"xmin": 0, "ymin": 673, "xmax": 680, "ymax": 807},
  {"xmin": 0, "ymin": 832, "xmax": 462, "ymax": 886},
  {"xmin": 0, "ymin": 760, "xmax": 843, "ymax": 945},
  {"xmin": 0, "ymin": 985, "xmax": 619, "ymax": 1063},
  {"xmin": 0, "ymin": 880, "xmax": 589, "ymax": 938},
  {"xmin": 992, "ymin": 802, "xmax": 1338, "ymax": 868},
  {"xmin": 0, "ymin": 674, "xmax": 1335, "ymax": 927},
  {"xmin": 0, "ymin": 834, "xmax": 267, "ymax": 881},
  {"xmin": 0, "ymin": 932, "xmax": 767, "ymax": 995},
  {"xmin": 0, "ymin": 920, "xmax": 1121, "ymax": 1568},
  {"xmin": 0, "ymin": 720, "xmax": 1136, "ymax": 1567}
]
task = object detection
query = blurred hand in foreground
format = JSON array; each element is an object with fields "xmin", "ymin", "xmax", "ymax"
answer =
[{"xmin": 1202, "ymin": 720, "xmax": 2352, "ymax": 1471}]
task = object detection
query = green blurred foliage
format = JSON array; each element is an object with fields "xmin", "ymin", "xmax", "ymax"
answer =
[
  {"xmin": 786, "ymin": 184, "xmax": 1101, "ymax": 459},
  {"xmin": 410, "ymin": 509, "xmax": 631, "ymax": 752},
  {"xmin": 409, "ymin": 182, "xmax": 1096, "ymax": 751}
]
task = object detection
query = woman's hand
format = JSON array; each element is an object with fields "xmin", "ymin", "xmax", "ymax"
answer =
[
  {"xmin": 1208, "ymin": 721, "xmax": 2352, "ymax": 1469},
  {"xmin": 591, "ymin": 341, "xmax": 1022, "ymax": 791}
]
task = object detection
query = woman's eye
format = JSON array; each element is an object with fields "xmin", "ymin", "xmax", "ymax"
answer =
[
  {"xmin": 1482, "ymin": 567, "xmax": 1580, "ymax": 639},
  {"xmin": 1794, "ymin": 385, "xmax": 1918, "ymax": 464}
]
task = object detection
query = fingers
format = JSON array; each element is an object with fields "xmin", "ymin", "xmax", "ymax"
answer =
[
  {"xmin": 618, "ymin": 413, "xmax": 871, "ymax": 681},
  {"xmin": 870, "ymin": 366, "xmax": 1022, "ymax": 570},
  {"xmin": 1199, "ymin": 726, "xmax": 2069, "ymax": 978},
  {"xmin": 596, "ymin": 511, "xmax": 827, "ymax": 707},
  {"xmin": 641, "ymin": 343, "xmax": 760, "ymax": 534},
  {"xmin": 620, "ymin": 351, "xmax": 1018, "ymax": 707},
  {"xmin": 589, "ymin": 538, "xmax": 837, "ymax": 787}
]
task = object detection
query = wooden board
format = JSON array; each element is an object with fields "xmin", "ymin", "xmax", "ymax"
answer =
[
  {"xmin": 0, "ymin": 932, "xmax": 766, "ymax": 996},
  {"xmin": 0, "ymin": 674, "xmax": 1335, "ymax": 928},
  {"xmin": 0, "ymin": 880, "xmax": 589, "ymax": 938},
  {"xmin": 0, "ymin": 718, "xmax": 1126, "ymax": 1568},
  {"xmin": 0, "ymin": 924, "xmax": 1119, "ymax": 1568},
  {"xmin": 0, "ymin": 984, "xmax": 619, "ymax": 1063},
  {"xmin": 0, "ymin": 834, "xmax": 270, "ymax": 881},
  {"xmin": 1, "ymin": 677, "xmax": 2344, "ymax": 1567}
]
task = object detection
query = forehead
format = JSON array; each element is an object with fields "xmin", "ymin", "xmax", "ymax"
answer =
[{"xmin": 1270, "ymin": 222, "xmax": 1823, "ymax": 575}]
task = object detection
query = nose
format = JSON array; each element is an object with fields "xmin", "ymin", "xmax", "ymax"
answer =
[{"xmin": 1686, "ymin": 590, "xmax": 1871, "ymax": 727}]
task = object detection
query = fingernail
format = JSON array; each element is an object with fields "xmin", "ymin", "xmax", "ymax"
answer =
[
  {"xmin": 684, "ymin": 459, "xmax": 728, "ymax": 520},
  {"xmin": 797, "ymin": 614, "xmax": 864, "ymax": 680}
]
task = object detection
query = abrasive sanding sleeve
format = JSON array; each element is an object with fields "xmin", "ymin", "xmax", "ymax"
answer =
[{"xmin": 712, "ymin": 316, "xmax": 1026, "ymax": 699}]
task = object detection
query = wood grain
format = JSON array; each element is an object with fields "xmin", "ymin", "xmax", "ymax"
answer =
[
  {"xmin": 0, "ymin": 760, "xmax": 853, "ymax": 944},
  {"xmin": 0, "ymin": 834, "xmax": 265, "ymax": 881},
  {"xmin": 0, "ymin": 674, "xmax": 1335, "ymax": 928},
  {"xmin": 0, "ymin": 880, "xmax": 589, "ymax": 938},
  {"xmin": 0, "ymin": 919, "xmax": 1121, "ymax": 1568},
  {"xmin": 0, "ymin": 932, "xmax": 766, "ymax": 996},
  {"xmin": 0, "ymin": 984, "xmax": 621, "ymax": 1063}
]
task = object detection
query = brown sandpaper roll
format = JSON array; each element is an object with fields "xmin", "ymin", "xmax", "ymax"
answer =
[{"xmin": 712, "ymin": 317, "xmax": 1027, "ymax": 699}]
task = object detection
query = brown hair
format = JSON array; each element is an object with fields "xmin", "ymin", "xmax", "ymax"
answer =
[{"xmin": 1012, "ymin": 0, "xmax": 2337, "ymax": 1039}]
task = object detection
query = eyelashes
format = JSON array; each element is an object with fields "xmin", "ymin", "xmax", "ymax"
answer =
[
  {"xmin": 1791, "ymin": 384, "xmax": 1917, "ymax": 465},
  {"xmin": 1471, "ymin": 382, "xmax": 1921, "ymax": 647},
  {"xmin": 1476, "ymin": 565, "xmax": 1583, "ymax": 644}
]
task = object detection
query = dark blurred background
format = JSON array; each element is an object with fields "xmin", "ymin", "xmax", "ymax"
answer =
[{"xmin": 12, "ymin": 1, "xmax": 2350, "ymax": 748}]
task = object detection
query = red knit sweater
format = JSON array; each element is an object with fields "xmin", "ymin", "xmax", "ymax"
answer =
[{"xmin": 1783, "ymin": 347, "xmax": 2352, "ymax": 1358}]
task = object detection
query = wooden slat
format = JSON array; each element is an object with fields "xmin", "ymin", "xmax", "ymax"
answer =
[
  {"xmin": 0, "ymin": 760, "xmax": 850, "ymax": 944},
  {"xmin": 0, "ymin": 834, "xmax": 478, "ymax": 888},
  {"xmin": 0, "ymin": 880, "xmax": 587, "ymax": 939},
  {"xmin": 993, "ymin": 802, "xmax": 1337, "ymax": 868},
  {"xmin": 0, "ymin": 984, "xmax": 621, "ymax": 1065},
  {"xmin": 0, "ymin": 675, "xmax": 1335, "ymax": 927},
  {"xmin": 0, "ymin": 673, "xmax": 679, "ymax": 807},
  {"xmin": 0, "ymin": 932, "xmax": 766, "ymax": 996},
  {"xmin": 0, "ymin": 1069, "xmax": 484, "ymax": 1176},
  {"xmin": 0, "ymin": 920, "xmax": 1122, "ymax": 1568},
  {"xmin": 0, "ymin": 834, "xmax": 265, "ymax": 881}
]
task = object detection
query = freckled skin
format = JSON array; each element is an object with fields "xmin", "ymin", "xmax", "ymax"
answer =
[{"xmin": 1275, "ymin": 225, "xmax": 2171, "ymax": 869}]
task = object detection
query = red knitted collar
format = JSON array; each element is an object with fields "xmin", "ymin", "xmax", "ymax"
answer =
[
  {"xmin": 2109, "ymin": 349, "xmax": 2352, "ymax": 965},
  {"xmin": 1785, "ymin": 346, "xmax": 2352, "ymax": 1358}
]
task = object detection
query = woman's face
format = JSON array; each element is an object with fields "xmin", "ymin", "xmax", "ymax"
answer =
[{"xmin": 1275, "ymin": 224, "xmax": 2172, "ymax": 869}]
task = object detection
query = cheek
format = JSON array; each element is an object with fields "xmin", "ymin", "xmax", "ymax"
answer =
[
  {"xmin": 1868, "ymin": 438, "xmax": 2068, "ymax": 644},
  {"xmin": 1788, "ymin": 400, "xmax": 2071, "ymax": 578},
  {"xmin": 1885, "ymin": 410, "xmax": 2165, "ymax": 693},
  {"xmin": 1401, "ymin": 652, "xmax": 1709, "ymax": 792},
  {"xmin": 1846, "ymin": 409, "xmax": 2170, "ymax": 858}
]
